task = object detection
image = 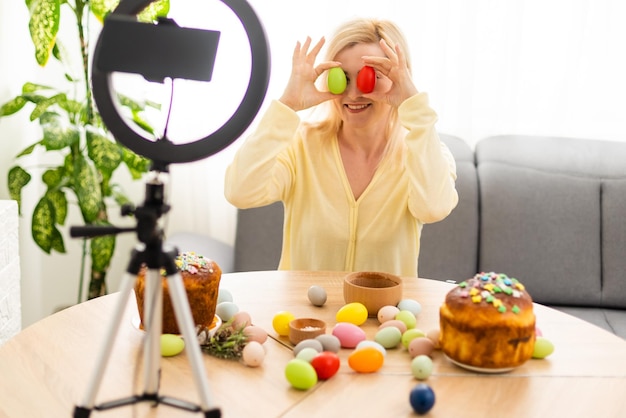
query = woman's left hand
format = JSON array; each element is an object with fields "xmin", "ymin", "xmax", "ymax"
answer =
[{"xmin": 361, "ymin": 39, "xmax": 419, "ymax": 107}]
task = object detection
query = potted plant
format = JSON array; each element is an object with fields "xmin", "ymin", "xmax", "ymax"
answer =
[{"xmin": 1, "ymin": 0, "xmax": 169, "ymax": 301}]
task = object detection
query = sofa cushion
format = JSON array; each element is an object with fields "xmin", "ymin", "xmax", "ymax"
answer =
[
  {"xmin": 419, "ymin": 134, "xmax": 479, "ymax": 282},
  {"xmin": 476, "ymin": 135, "xmax": 626, "ymax": 308}
]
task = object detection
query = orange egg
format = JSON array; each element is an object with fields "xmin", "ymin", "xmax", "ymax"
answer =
[{"xmin": 348, "ymin": 347, "xmax": 384, "ymax": 373}]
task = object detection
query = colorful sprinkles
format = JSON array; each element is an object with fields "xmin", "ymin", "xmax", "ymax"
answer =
[
  {"xmin": 457, "ymin": 272, "xmax": 526, "ymax": 314},
  {"xmin": 175, "ymin": 252, "xmax": 212, "ymax": 274}
]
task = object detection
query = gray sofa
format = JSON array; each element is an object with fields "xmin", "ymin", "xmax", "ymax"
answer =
[{"xmin": 168, "ymin": 134, "xmax": 626, "ymax": 339}]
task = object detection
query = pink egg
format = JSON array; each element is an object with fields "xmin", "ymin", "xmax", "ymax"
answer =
[
  {"xmin": 378, "ymin": 319, "xmax": 408, "ymax": 334},
  {"xmin": 232, "ymin": 311, "xmax": 252, "ymax": 330},
  {"xmin": 426, "ymin": 329, "xmax": 441, "ymax": 349},
  {"xmin": 535, "ymin": 326, "xmax": 543, "ymax": 337},
  {"xmin": 377, "ymin": 305, "xmax": 400, "ymax": 324},
  {"xmin": 243, "ymin": 325, "xmax": 268, "ymax": 344},
  {"xmin": 332, "ymin": 322, "xmax": 367, "ymax": 348},
  {"xmin": 242, "ymin": 341, "xmax": 265, "ymax": 367},
  {"xmin": 408, "ymin": 337, "xmax": 435, "ymax": 358}
]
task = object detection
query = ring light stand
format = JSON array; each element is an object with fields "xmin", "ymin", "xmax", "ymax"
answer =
[{"xmin": 71, "ymin": 1, "xmax": 270, "ymax": 417}]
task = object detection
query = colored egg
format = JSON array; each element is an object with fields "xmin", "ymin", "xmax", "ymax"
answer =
[
  {"xmin": 348, "ymin": 347, "xmax": 384, "ymax": 373},
  {"xmin": 327, "ymin": 67, "xmax": 347, "ymax": 94},
  {"xmin": 426, "ymin": 329, "xmax": 441, "ymax": 349},
  {"xmin": 408, "ymin": 337, "xmax": 435, "ymax": 358},
  {"xmin": 535, "ymin": 326, "xmax": 543, "ymax": 337},
  {"xmin": 293, "ymin": 339, "xmax": 324, "ymax": 356},
  {"xmin": 307, "ymin": 285, "xmax": 327, "ymax": 307},
  {"xmin": 217, "ymin": 288, "xmax": 233, "ymax": 304},
  {"xmin": 356, "ymin": 340, "xmax": 387, "ymax": 357},
  {"xmin": 285, "ymin": 359, "xmax": 318, "ymax": 390},
  {"xmin": 242, "ymin": 341, "xmax": 265, "ymax": 367},
  {"xmin": 243, "ymin": 325, "xmax": 268, "ymax": 344},
  {"xmin": 398, "ymin": 299, "xmax": 422, "ymax": 316},
  {"xmin": 402, "ymin": 328, "xmax": 426, "ymax": 348},
  {"xmin": 411, "ymin": 355, "xmax": 433, "ymax": 380},
  {"xmin": 272, "ymin": 311, "xmax": 295, "ymax": 336},
  {"xmin": 395, "ymin": 310, "xmax": 417, "ymax": 329},
  {"xmin": 336, "ymin": 302, "xmax": 368, "ymax": 326},
  {"xmin": 311, "ymin": 351, "xmax": 341, "ymax": 380},
  {"xmin": 532, "ymin": 336, "xmax": 555, "ymax": 359},
  {"xmin": 379, "ymin": 319, "xmax": 408, "ymax": 334},
  {"xmin": 409, "ymin": 383, "xmax": 436, "ymax": 415},
  {"xmin": 216, "ymin": 301, "xmax": 239, "ymax": 322},
  {"xmin": 315, "ymin": 334, "xmax": 341, "ymax": 353},
  {"xmin": 231, "ymin": 311, "xmax": 252, "ymax": 330},
  {"xmin": 160, "ymin": 334, "xmax": 185, "ymax": 357},
  {"xmin": 332, "ymin": 322, "xmax": 367, "ymax": 348},
  {"xmin": 375, "ymin": 326, "xmax": 402, "ymax": 349},
  {"xmin": 356, "ymin": 65, "xmax": 376, "ymax": 93},
  {"xmin": 296, "ymin": 347, "xmax": 319, "ymax": 363},
  {"xmin": 378, "ymin": 305, "xmax": 400, "ymax": 324}
]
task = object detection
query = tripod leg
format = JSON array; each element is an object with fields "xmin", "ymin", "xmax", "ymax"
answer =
[
  {"xmin": 76, "ymin": 272, "xmax": 137, "ymax": 410},
  {"xmin": 142, "ymin": 268, "xmax": 163, "ymax": 398},
  {"xmin": 166, "ymin": 272, "xmax": 218, "ymax": 412}
]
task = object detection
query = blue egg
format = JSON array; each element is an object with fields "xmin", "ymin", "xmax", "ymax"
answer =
[
  {"xmin": 398, "ymin": 299, "xmax": 422, "ymax": 316},
  {"xmin": 409, "ymin": 383, "xmax": 435, "ymax": 415}
]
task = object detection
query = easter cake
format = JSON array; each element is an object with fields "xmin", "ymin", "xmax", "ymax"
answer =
[
  {"xmin": 439, "ymin": 272, "xmax": 536, "ymax": 370},
  {"xmin": 134, "ymin": 252, "xmax": 222, "ymax": 334}
]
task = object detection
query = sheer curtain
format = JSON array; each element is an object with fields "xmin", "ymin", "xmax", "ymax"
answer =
[{"xmin": 164, "ymin": 0, "xmax": 626, "ymax": 247}]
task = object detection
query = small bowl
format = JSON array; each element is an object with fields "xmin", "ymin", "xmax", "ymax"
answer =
[
  {"xmin": 288, "ymin": 318, "xmax": 326, "ymax": 345},
  {"xmin": 344, "ymin": 271, "xmax": 403, "ymax": 317}
]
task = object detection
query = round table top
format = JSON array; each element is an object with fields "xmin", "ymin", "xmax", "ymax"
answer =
[{"xmin": 1, "ymin": 270, "xmax": 625, "ymax": 417}]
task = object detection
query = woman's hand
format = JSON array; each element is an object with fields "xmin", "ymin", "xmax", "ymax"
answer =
[
  {"xmin": 279, "ymin": 37, "xmax": 340, "ymax": 112},
  {"xmin": 362, "ymin": 39, "xmax": 419, "ymax": 107}
]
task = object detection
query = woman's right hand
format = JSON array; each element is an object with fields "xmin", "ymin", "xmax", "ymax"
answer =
[{"xmin": 279, "ymin": 37, "xmax": 341, "ymax": 112}]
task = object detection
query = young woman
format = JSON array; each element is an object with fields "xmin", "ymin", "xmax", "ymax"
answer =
[{"xmin": 224, "ymin": 18, "xmax": 458, "ymax": 277}]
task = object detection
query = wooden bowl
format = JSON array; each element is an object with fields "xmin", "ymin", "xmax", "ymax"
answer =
[
  {"xmin": 343, "ymin": 271, "xmax": 403, "ymax": 317},
  {"xmin": 288, "ymin": 318, "xmax": 326, "ymax": 345}
]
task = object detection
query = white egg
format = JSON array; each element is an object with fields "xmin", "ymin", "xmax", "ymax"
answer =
[
  {"xmin": 217, "ymin": 288, "xmax": 233, "ymax": 304},
  {"xmin": 242, "ymin": 341, "xmax": 265, "ymax": 367},
  {"xmin": 216, "ymin": 301, "xmax": 239, "ymax": 322}
]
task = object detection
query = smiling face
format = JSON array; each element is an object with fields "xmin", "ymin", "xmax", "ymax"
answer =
[{"xmin": 333, "ymin": 42, "xmax": 393, "ymax": 130}]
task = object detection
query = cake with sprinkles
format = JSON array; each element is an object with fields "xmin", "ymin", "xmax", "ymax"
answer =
[
  {"xmin": 439, "ymin": 272, "xmax": 536, "ymax": 370},
  {"xmin": 134, "ymin": 252, "xmax": 222, "ymax": 334}
]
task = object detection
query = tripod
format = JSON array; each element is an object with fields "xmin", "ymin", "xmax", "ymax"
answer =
[{"xmin": 72, "ymin": 171, "xmax": 221, "ymax": 417}]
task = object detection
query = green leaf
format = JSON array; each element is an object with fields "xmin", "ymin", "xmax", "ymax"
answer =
[
  {"xmin": 45, "ymin": 188, "xmax": 68, "ymax": 225},
  {"xmin": 30, "ymin": 93, "xmax": 66, "ymax": 121},
  {"xmin": 32, "ymin": 196, "xmax": 55, "ymax": 253},
  {"xmin": 90, "ymin": 221, "xmax": 115, "ymax": 272},
  {"xmin": 137, "ymin": 0, "xmax": 170, "ymax": 22},
  {"xmin": 8, "ymin": 166, "xmax": 32, "ymax": 213},
  {"xmin": 40, "ymin": 112, "xmax": 79, "ymax": 150},
  {"xmin": 121, "ymin": 147, "xmax": 151, "ymax": 180},
  {"xmin": 50, "ymin": 226, "xmax": 66, "ymax": 253},
  {"xmin": 22, "ymin": 82, "xmax": 54, "ymax": 94},
  {"xmin": 90, "ymin": 0, "xmax": 119, "ymax": 22},
  {"xmin": 28, "ymin": 0, "xmax": 61, "ymax": 66},
  {"xmin": 86, "ymin": 128, "xmax": 123, "ymax": 178},
  {"xmin": 0, "ymin": 96, "xmax": 28, "ymax": 117},
  {"xmin": 42, "ymin": 166, "xmax": 64, "ymax": 188},
  {"xmin": 16, "ymin": 142, "xmax": 40, "ymax": 158},
  {"xmin": 73, "ymin": 154, "xmax": 102, "ymax": 223}
]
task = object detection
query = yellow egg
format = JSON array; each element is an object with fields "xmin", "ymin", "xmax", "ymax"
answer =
[
  {"xmin": 160, "ymin": 334, "xmax": 185, "ymax": 357},
  {"xmin": 348, "ymin": 347, "xmax": 384, "ymax": 373},
  {"xmin": 272, "ymin": 311, "xmax": 295, "ymax": 336},
  {"xmin": 336, "ymin": 302, "xmax": 368, "ymax": 326}
]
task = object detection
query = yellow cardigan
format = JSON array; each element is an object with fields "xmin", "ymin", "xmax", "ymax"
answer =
[{"xmin": 224, "ymin": 93, "xmax": 458, "ymax": 277}]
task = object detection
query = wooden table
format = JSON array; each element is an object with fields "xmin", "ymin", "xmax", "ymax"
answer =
[{"xmin": 1, "ymin": 270, "xmax": 625, "ymax": 417}]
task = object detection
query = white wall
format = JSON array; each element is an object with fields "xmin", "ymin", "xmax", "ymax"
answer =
[{"xmin": 1, "ymin": 0, "xmax": 625, "ymax": 327}]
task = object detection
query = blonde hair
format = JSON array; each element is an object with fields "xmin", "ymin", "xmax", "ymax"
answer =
[{"xmin": 303, "ymin": 18, "xmax": 412, "ymax": 159}]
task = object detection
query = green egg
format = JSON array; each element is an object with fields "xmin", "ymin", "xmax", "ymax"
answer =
[
  {"xmin": 327, "ymin": 67, "xmax": 347, "ymax": 94},
  {"xmin": 402, "ymin": 328, "xmax": 426, "ymax": 348},
  {"xmin": 160, "ymin": 334, "xmax": 185, "ymax": 357},
  {"xmin": 395, "ymin": 310, "xmax": 417, "ymax": 329},
  {"xmin": 285, "ymin": 359, "xmax": 318, "ymax": 390},
  {"xmin": 532, "ymin": 336, "xmax": 555, "ymax": 359},
  {"xmin": 375, "ymin": 326, "xmax": 402, "ymax": 349},
  {"xmin": 411, "ymin": 355, "xmax": 433, "ymax": 380}
]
